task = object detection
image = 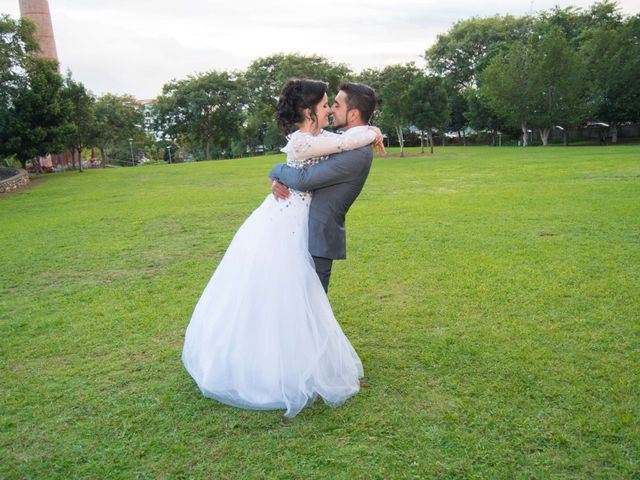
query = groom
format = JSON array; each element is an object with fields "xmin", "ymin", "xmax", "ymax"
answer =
[{"xmin": 270, "ymin": 82, "xmax": 377, "ymax": 292}]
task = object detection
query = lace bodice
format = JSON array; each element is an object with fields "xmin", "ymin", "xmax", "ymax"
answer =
[{"xmin": 280, "ymin": 127, "xmax": 376, "ymax": 170}]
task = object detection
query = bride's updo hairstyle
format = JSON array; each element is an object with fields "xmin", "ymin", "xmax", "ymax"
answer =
[{"xmin": 276, "ymin": 78, "xmax": 328, "ymax": 134}]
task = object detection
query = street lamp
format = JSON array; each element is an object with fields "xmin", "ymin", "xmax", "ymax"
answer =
[
  {"xmin": 166, "ymin": 145, "xmax": 172, "ymax": 164},
  {"xmin": 128, "ymin": 138, "xmax": 134, "ymax": 166}
]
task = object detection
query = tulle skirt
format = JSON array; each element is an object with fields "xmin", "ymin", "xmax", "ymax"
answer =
[{"xmin": 182, "ymin": 193, "xmax": 363, "ymax": 417}]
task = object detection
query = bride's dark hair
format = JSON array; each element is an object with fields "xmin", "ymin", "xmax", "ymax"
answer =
[{"xmin": 276, "ymin": 78, "xmax": 328, "ymax": 134}]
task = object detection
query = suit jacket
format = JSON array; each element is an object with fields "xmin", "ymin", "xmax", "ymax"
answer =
[{"xmin": 269, "ymin": 145, "xmax": 373, "ymax": 259}]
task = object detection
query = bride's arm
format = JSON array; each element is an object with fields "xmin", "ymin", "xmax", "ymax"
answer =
[
  {"xmin": 286, "ymin": 128, "xmax": 378, "ymax": 161},
  {"xmin": 270, "ymin": 146, "xmax": 372, "ymax": 193}
]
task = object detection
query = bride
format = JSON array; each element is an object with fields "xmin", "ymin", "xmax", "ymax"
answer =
[{"xmin": 182, "ymin": 78, "xmax": 382, "ymax": 418}]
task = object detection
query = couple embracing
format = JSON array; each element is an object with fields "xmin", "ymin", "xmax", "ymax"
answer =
[{"xmin": 182, "ymin": 79, "xmax": 384, "ymax": 418}]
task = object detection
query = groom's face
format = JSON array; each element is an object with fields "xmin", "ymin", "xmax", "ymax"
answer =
[{"xmin": 330, "ymin": 91, "xmax": 350, "ymax": 130}]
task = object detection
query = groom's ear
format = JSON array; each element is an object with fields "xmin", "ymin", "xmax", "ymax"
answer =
[{"xmin": 347, "ymin": 108, "xmax": 361, "ymax": 125}]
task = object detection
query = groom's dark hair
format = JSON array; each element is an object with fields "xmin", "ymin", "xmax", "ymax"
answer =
[{"xmin": 339, "ymin": 82, "xmax": 377, "ymax": 124}]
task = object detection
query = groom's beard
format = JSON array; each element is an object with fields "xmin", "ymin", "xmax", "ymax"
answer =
[{"xmin": 330, "ymin": 117, "xmax": 347, "ymax": 132}]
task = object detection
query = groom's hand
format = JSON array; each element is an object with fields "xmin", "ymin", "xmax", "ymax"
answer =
[{"xmin": 272, "ymin": 180, "xmax": 290, "ymax": 200}]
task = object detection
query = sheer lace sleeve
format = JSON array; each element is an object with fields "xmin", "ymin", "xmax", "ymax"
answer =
[{"xmin": 280, "ymin": 127, "xmax": 376, "ymax": 162}]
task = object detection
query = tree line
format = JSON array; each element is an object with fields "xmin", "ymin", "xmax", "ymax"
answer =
[
  {"xmin": 1, "ymin": 1, "xmax": 638, "ymax": 168},
  {"xmin": 427, "ymin": 0, "xmax": 639, "ymax": 148}
]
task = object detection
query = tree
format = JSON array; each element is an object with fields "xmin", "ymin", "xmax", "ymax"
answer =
[
  {"xmin": 1, "ymin": 15, "xmax": 39, "ymax": 165},
  {"xmin": 379, "ymin": 63, "xmax": 420, "ymax": 157},
  {"xmin": 481, "ymin": 27, "xmax": 589, "ymax": 147},
  {"xmin": 0, "ymin": 58, "xmax": 73, "ymax": 168},
  {"xmin": 582, "ymin": 12, "xmax": 640, "ymax": 142},
  {"xmin": 243, "ymin": 53, "xmax": 352, "ymax": 150},
  {"xmin": 154, "ymin": 71, "xmax": 245, "ymax": 160},
  {"xmin": 0, "ymin": 14, "xmax": 38, "ymax": 109},
  {"xmin": 464, "ymin": 88, "xmax": 506, "ymax": 145},
  {"xmin": 529, "ymin": 28, "xmax": 589, "ymax": 145},
  {"xmin": 425, "ymin": 15, "xmax": 531, "ymax": 89},
  {"xmin": 424, "ymin": 0, "xmax": 640, "ymax": 145},
  {"xmin": 407, "ymin": 74, "xmax": 449, "ymax": 154},
  {"xmin": 94, "ymin": 94, "xmax": 144, "ymax": 166},
  {"xmin": 425, "ymin": 16, "xmax": 533, "ymax": 148},
  {"xmin": 584, "ymin": 0, "xmax": 625, "ymax": 29},
  {"xmin": 446, "ymin": 86, "xmax": 469, "ymax": 145},
  {"xmin": 479, "ymin": 41, "xmax": 540, "ymax": 146},
  {"xmin": 533, "ymin": 3, "xmax": 621, "ymax": 48},
  {"xmin": 62, "ymin": 73, "xmax": 97, "ymax": 171},
  {"xmin": 355, "ymin": 68, "xmax": 385, "ymax": 94}
]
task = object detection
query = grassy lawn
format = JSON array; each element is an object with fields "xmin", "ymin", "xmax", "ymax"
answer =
[{"xmin": 1, "ymin": 146, "xmax": 639, "ymax": 479}]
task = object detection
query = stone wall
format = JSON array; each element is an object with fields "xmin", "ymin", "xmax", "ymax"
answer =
[{"xmin": 0, "ymin": 168, "xmax": 30, "ymax": 194}]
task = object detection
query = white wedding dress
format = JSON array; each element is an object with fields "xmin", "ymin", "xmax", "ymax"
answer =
[{"xmin": 182, "ymin": 127, "xmax": 376, "ymax": 417}]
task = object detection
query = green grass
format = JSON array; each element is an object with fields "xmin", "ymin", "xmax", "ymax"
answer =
[{"xmin": 1, "ymin": 146, "xmax": 639, "ymax": 479}]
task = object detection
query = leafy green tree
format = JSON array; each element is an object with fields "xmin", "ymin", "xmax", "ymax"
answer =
[
  {"xmin": 584, "ymin": 0, "xmax": 625, "ymax": 29},
  {"xmin": 533, "ymin": 2, "xmax": 622, "ymax": 46},
  {"xmin": 243, "ymin": 53, "xmax": 352, "ymax": 150},
  {"xmin": 1, "ymin": 15, "xmax": 39, "ymax": 164},
  {"xmin": 94, "ymin": 94, "xmax": 144, "ymax": 165},
  {"xmin": 446, "ymin": 86, "xmax": 469, "ymax": 145},
  {"xmin": 62, "ymin": 73, "xmax": 97, "ymax": 171},
  {"xmin": 582, "ymin": 13, "xmax": 640, "ymax": 142},
  {"xmin": 426, "ymin": 2, "xmax": 623, "ymax": 91},
  {"xmin": 480, "ymin": 28, "xmax": 587, "ymax": 147},
  {"xmin": 425, "ymin": 15, "xmax": 531, "ymax": 89},
  {"xmin": 379, "ymin": 63, "xmax": 420, "ymax": 157},
  {"xmin": 154, "ymin": 71, "xmax": 244, "ymax": 160},
  {"xmin": 425, "ymin": 15, "xmax": 533, "ymax": 148},
  {"xmin": 407, "ymin": 74, "xmax": 449, "ymax": 154},
  {"xmin": 1, "ymin": 15, "xmax": 38, "ymax": 108},
  {"xmin": 464, "ymin": 88, "xmax": 506, "ymax": 145},
  {"xmin": 529, "ymin": 28, "xmax": 589, "ymax": 145},
  {"xmin": 479, "ymin": 40, "xmax": 540, "ymax": 146},
  {"xmin": 533, "ymin": 1, "xmax": 623, "ymax": 48},
  {"xmin": 535, "ymin": 6, "xmax": 592, "ymax": 46},
  {"xmin": 355, "ymin": 68, "xmax": 385, "ymax": 94},
  {"xmin": 0, "ymin": 58, "xmax": 73, "ymax": 168}
]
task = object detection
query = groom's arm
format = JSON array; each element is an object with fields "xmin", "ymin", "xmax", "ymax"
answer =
[{"xmin": 270, "ymin": 146, "xmax": 372, "ymax": 192}]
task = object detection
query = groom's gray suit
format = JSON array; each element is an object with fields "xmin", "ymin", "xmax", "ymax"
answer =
[{"xmin": 269, "ymin": 143, "xmax": 373, "ymax": 292}]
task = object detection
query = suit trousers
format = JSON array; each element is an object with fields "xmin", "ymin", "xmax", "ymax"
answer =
[{"xmin": 312, "ymin": 256, "xmax": 333, "ymax": 293}]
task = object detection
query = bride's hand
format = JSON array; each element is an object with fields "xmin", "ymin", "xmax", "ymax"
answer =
[
  {"xmin": 368, "ymin": 126, "xmax": 386, "ymax": 155},
  {"xmin": 272, "ymin": 180, "xmax": 290, "ymax": 201},
  {"xmin": 368, "ymin": 126, "xmax": 382, "ymax": 142}
]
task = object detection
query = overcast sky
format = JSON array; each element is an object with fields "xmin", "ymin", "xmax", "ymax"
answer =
[{"xmin": 1, "ymin": 0, "xmax": 638, "ymax": 99}]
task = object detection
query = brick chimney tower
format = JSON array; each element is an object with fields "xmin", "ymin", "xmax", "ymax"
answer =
[
  {"xmin": 19, "ymin": 0, "xmax": 58, "ymax": 61},
  {"xmin": 19, "ymin": 0, "xmax": 69, "ymax": 170}
]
